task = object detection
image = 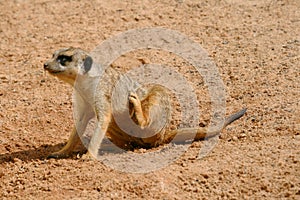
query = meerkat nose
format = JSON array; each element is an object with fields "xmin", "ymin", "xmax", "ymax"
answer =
[{"xmin": 44, "ymin": 63, "xmax": 48, "ymax": 69}]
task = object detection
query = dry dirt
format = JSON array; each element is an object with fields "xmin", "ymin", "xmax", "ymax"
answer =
[{"xmin": 0, "ymin": 0, "xmax": 299, "ymax": 199}]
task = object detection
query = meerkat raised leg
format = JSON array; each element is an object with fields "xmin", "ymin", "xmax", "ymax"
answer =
[
  {"xmin": 129, "ymin": 85, "xmax": 171, "ymax": 129},
  {"xmin": 129, "ymin": 92, "xmax": 150, "ymax": 129},
  {"xmin": 127, "ymin": 85, "xmax": 171, "ymax": 147}
]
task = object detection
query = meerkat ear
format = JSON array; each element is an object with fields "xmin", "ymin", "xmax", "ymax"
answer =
[{"xmin": 83, "ymin": 56, "xmax": 93, "ymax": 73}]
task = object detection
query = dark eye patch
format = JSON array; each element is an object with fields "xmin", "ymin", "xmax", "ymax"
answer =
[{"xmin": 57, "ymin": 55, "xmax": 72, "ymax": 66}]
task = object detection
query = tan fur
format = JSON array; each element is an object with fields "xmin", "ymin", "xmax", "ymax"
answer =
[{"xmin": 44, "ymin": 47, "xmax": 246, "ymax": 158}]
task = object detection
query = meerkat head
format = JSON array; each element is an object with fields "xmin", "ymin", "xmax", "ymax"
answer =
[{"xmin": 44, "ymin": 47, "xmax": 93, "ymax": 85}]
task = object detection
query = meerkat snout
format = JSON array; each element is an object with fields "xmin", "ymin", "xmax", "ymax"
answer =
[{"xmin": 43, "ymin": 62, "xmax": 49, "ymax": 70}]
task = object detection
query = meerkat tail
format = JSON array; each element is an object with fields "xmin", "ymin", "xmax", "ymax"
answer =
[
  {"xmin": 164, "ymin": 108, "xmax": 247, "ymax": 143},
  {"xmin": 222, "ymin": 108, "xmax": 247, "ymax": 127}
]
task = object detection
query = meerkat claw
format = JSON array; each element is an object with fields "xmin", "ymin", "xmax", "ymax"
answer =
[
  {"xmin": 47, "ymin": 152, "xmax": 69, "ymax": 159},
  {"xmin": 129, "ymin": 92, "xmax": 138, "ymax": 101},
  {"xmin": 129, "ymin": 92, "xmax": 142, "ymax": 107}
]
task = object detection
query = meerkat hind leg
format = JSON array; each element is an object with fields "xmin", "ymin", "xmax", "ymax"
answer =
[{"xmin": 128, "ymin": 86, "xmax": 171, "ymax": 147}]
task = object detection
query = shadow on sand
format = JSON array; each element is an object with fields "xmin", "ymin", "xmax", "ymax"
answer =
[{"xmin": 0, "ymin": 143, "xmax": 68, "ymax": 164}]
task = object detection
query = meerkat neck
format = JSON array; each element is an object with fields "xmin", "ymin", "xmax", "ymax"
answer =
[{"xmin": 74, "ymin": 75, "xmax": 100, "ymax": 104}]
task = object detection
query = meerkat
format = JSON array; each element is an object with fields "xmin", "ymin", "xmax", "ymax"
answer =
[{"xmin": 44, "ymin": 47, "xmax": 247, "ymax": 159}]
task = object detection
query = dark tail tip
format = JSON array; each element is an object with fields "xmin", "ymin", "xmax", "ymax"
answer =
[{"xmin": 224, "ymin": 108, "xmax": 247, "ymax": 127}]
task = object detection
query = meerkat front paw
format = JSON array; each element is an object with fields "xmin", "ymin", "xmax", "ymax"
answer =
[{"xmin": 80, "ymin": 152, "xmax": 95, "ymax": 161}]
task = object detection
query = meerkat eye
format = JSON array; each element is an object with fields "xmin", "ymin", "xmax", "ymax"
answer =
[{"xmin": 57, "ymin": 55, "xmax": 72, "ymax": 66}]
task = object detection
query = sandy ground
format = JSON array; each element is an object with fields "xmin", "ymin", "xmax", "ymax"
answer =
[{"xmin": 0, "ymin": 0, "xmax": 299, "ymax": 199}]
